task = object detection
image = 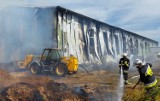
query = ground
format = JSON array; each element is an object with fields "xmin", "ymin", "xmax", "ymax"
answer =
[
  {"xmin": 0, "ymin": 63, "xmax": 160, "ymax": 101},
  {"xmin": 123, "ymin": 68, "xmax": 160, "ymax": 101}
]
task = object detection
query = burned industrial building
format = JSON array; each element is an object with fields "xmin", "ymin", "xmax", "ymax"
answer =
[
  {"xmin": 0, "ymin": 6, "xmax": 158, "ymax": 66},
  {"xmin": 0, "ymin": 5, "xmax": 160, "ymax": 101}
]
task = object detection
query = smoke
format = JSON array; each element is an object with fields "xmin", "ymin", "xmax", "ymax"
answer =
[
  {"xmin": 0, "ymin": 0, "xmax": 23, "ymax": 10},
  {"xmin": 0, "ymin": 1, "xmax": 57, "ymax": 62}
]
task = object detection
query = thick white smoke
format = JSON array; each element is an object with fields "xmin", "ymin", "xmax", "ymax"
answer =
[{"xmin": 0, "ymin": 1, "xmax": 56, "ymax": 62}]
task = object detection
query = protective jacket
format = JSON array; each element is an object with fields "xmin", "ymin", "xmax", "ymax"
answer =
[
  {"xmin": 138, "ymin": 63, "xmax": 157, "ymax": 88},
  {"xmin": 119, "ymin": 57, "xmax": 130, "ymax": 72}
]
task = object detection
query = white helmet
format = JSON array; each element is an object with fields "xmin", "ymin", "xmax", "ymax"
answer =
[
  {"xmin": 157, "ymin": 53, "xmax": 160, "ymax": 58},
  {"xmin": 123, "ymin": 53, "xmax": 127, "ymax": 57},
  {"xmin": 134, "ymin": 59, "xmax": 142, "ymax": 66}
]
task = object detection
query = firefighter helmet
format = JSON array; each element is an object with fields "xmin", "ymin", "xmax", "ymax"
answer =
[
  {"xmin": 157, "ymin": 53, "xmax": 160, "ymax": 58},
  {"xmin": 123, "ymin": 53, "xmax": 127, "ymax": 57},
  {"xmin": 134, "ymin": 59, "xmax": 142, "ymax": 66}
]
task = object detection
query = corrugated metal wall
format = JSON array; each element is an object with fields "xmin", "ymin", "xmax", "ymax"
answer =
[{"xmin": 56, "ymin": 7, "xmax": 158, "ymax": 65}]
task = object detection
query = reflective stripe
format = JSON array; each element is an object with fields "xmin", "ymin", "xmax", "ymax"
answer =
[
  {"xmin": 145, "ymin": 66, "xmax": 153, "ymax": 76},
  {"xmin": 124, "ymin": 61, "xmax": 129, "ymax": 67},
  {"xmin": 123, "ymin": 70, "xmax": 128, "ymax": 73},
  {"xmin": 120, "ymin": 61, "xmax": 129, "ymax": 67},
  {"xmin": 145, "ymin": 79, "xmax": 157, "ymax": 88}
]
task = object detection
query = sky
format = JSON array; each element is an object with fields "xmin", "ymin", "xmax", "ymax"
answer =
[{"xmin": 0, "ymin": 0, "xmax": 160, "ymax": 45}]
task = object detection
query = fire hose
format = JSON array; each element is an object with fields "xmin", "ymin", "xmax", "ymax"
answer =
[{"xmin": 79, "ymin": 64, "xmax": 106, "ymax": 100}]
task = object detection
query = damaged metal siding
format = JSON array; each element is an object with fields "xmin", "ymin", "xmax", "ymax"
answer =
[
  {"xmin": 0, "ymin": 6, "xmax": 158, "ymax": 65},
  {"xmin": 56, "ymin": 6, "xmax": 158, "ymax": 64}
]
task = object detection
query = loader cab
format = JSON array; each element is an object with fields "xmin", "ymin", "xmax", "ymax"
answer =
[{"xmin": 40, "ymin": 48, "xmax": 62, "ymax": 65}]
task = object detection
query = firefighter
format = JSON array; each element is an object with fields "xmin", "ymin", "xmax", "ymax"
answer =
[
  {"xmin": 119, "ymin": 53, "xmax": 130, "ymax": 84},
  {"xmin": 133, "ymin": 59, "xmax": 158, "ymax": 100}
]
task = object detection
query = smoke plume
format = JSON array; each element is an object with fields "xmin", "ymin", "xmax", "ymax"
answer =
[{"xmin": 0, "ymin": 1, "xmax": 56, "ymax": 62}]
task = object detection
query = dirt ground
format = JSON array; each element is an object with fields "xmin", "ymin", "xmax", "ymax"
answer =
[
  {"xmin": 0, "ymin": 66, "xmax": 121, "ymax": 101},
  {"xmin": 0, "ymin": 64, "xmax": 160, "ymax": 101}
]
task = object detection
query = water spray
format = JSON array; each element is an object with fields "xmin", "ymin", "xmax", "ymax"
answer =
[{"xmin": 117, "ymin": 67, "xmax": 124, "ymax": 101}]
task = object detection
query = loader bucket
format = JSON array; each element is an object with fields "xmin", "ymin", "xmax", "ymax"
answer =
[{"xmin": 17, "ymin": 55, "xmax": 33, "ymax": 68}]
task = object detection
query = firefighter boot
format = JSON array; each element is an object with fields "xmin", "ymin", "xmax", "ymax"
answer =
[{"xmin": 124, "ymin": 80, "xmax": 129, "ymax": 85}]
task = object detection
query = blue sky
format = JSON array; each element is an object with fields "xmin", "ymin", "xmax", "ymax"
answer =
[{"xmin": 1, "ymin": 0, "xmax": 160, "ymax": 44}]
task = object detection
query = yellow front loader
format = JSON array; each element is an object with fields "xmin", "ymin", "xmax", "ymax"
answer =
[{"xmin": 17, "ymin": 48, "xmax": 78, "ymax": 76}]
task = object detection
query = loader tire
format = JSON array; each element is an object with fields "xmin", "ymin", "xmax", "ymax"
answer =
[
  {"xmin": 54, "ymin": 63, "xmax": 67, "ymax": 77},
  {"xmin": 30, "ymin": 62, "xmax": 40, "ymax": 74}
]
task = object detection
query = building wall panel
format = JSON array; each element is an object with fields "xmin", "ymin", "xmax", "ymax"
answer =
[{"xmin": 57, "ymin": 7, "xmax": 158, "ymax": 65}]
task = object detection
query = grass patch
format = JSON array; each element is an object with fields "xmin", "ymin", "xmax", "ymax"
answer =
[{"xmin": 123, "ymin": 78, "xmax": 160, "ymax": 101}]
